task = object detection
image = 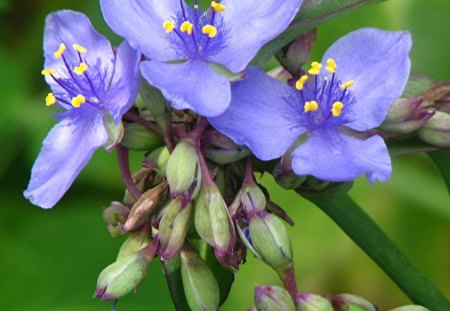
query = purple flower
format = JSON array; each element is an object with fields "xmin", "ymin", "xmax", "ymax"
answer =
[
  {"xmin": 24, "ymin": 10, "xmax": 140, "ymax": 209},
  {"xmin": 210, "ymin": 28, "xmax": 412, "ymax": 183},
  {"xmin": 100, "ymin": 0, "xmax": 303, "ymax": 117}
]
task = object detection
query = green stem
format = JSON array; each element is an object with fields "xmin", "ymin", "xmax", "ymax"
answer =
[{"xmin": 302, "ymin": 193, "xmax": 450, "ymax": 310}]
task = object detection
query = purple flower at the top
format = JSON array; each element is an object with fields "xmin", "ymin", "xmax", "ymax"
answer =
[
  {"xmin": 100, "ymin": 0, "xmax": 303, "ymax": 117},
  {"xmin": 24, "ymin": 10, "xmax": 140, "ymax": 209},
  {"xmin": 210, "ymin": 28, "xmax": 412, "ymax": 182}
]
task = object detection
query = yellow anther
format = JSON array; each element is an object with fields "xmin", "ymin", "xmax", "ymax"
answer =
[
  {"xmin": 54, "ymin": 43, "xmax": 66, "ymax": 58},
  {"xmin": 304, "ymin": 101, "xmax": 319, "ymax": 113},
  {"xmin": 331, "ymin": 101, "xmax": 344, "ymax": 117},
  {"xmin": 41, "ymin": 68, "xmax": 56, "ymax": 76},
  {"xmin": 180, "ymin": 21, "xmax": 194, "ymax": 35},
  {"xmin": 308, "ymin": 61, "xmax": 322, "ymax": 75},
  {"xmin": 45, "ymin": 93, "xmax": 56, "ymax": 106},
  {"xmin": 163, "ymin": 21, "xmax": 175, "ymax": 33},
  {"xmin": 295, "ymin": 75, "xmax": 308, "ymax": 90},
  {"xmin": 211, "ymin": 1, "xmax": 225, "ymax": 12},
  {"xmin": 71, "ymin": 94, "xmax": 86, "ymax": 108},
  {"xmin": 72, "ymin": 44, "xmax": 87, "ymax": 53},
  {"xmin": 202, "ymin": 25, "xmax": 217, "ymax": 38},
  {"xmin": 340, "ymin": 80, "xmax": 355, "ymax": 89},
  {"xmin": 74, "ymin": 63, "xmax": 88, "ymax": 75},
  {"xmin": 193, "ymin": 4, "xmax": 199, "ymax": 9},
  {"xmin": 326, "ymin": 58, "xmax": 337, "ymax": 73}
]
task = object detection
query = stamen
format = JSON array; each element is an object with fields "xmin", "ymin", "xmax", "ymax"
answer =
[
  {"xmin": 211, "ymin": 1, "xmax": 225, "ymax": 12},
  {"xmin": 340, "ymin": 80, "xmax": 354, "ymax": 89},
  {"xmin": 74, "ymin": 63, "xmax": 88, "ymax": 75},
  {"xmin": 180, "ymin": 21, "xmax": 194, "ymax": 35},
  {"xmin": 45, "ymin": 93, "xmax": 56, "ymax": 106},
  {"xmin": 304, "ymin": 101, "xmax": 319, "ymax": 113},
  {"xmin": 72, "ymin": 44, "xmax": 87, "ymax": 53},
  {"xmin": 308, "ymin": 62, "xmax": 322, "ymax": 75},
  {"xmin": 163, "ymin": 21, "xmax": 175, "ymax": 33},
  {"xmin": 295, "ymin": 75, "xmax": 308, "ymax": 90},
  {"xmin": 331, "ymin": 101, "xmax": 344, "ymax": 117},
  {"xmin": 202, "ymin": 25, "xmax": 217, "ymax": 38},
  {"xmin": 54, "ymin": 43, "xmax": 66, "ymax": 58},
  {"xmin": 71, "ymin": 94, "xmax": 86, "ymax": 108},
  {"xmin": 41, "ymin": 69, "xmax": 56, "ymax": 76},
  {"xmin": 326, "ymin": 58, "xmax": 337, "ymax": 73}
]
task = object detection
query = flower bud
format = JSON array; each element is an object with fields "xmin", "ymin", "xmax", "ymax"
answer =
[
  {"xmin": 389, "ymin": 306, "xmax": 430, "ymax": 311},
  {"xmin": 328, "ymin": 293, "xmax": 377, "ymax": 311},
  {"xmin": 159, "ymin": 198, "xmax": 193, "ymax": 260},
  {"xmin": 121, "ymin": 122, "xmax": 164, "ymax": 151},
  {"xmin": 103, "ymin": 202, "xmax": 129, "ymax": 237},
  {"xmin": 194, "ymin": 183, "xmax": 234, "ymax": 260},
  {"xmin": 116, "ymin": 230, "xmax": 151, "ymax": 259},
  {"xmin": 241, "ymin": 183, "xmax": 267, "ymax": 213},
  {"xmin": 202, "ymin": 129, "xmax": 251, "ymax": 164},
  {"xmin": 180, "ymin": 246, "xmax": 220, "ymax": 311},
  {"xmin": 95, "ymin": 249, "xmax": 154, "ymax": 301},
  {"xmin": 416, "ymin": 111, "xmax": 450, "ymax": 147},
  {"xmin": 166, "ymin": 138, "xmax": 201, "ymax": 195},
  {"xmin": 248, "ymin": 211, "xmax": 293, "ymax": 272},
  {"xmin": 254, "ymin": 286, "xmax": 295, "ymax": 311},
  {"xmin": 296, "ymin": 293, "xmax": 333, "ymax": 311},
  {"xmin": 139, "ymin": 79, "xmax": 171, "ymax": 126},
  {"xmin": 144, "ymin": 146, "xmax": 170, "ymax": 176}
]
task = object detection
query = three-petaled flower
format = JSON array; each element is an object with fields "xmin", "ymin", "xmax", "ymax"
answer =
[
  {"xmin": 24, "ymin": 10, "xmax": 140, "ymax": 208},
  {"xmin": 210, "ymin": 28, "xmax": 412, "ymax": 182},
  {"xmin": 100, "ymin": 0, "xmax": 303, "ymax": 117}
]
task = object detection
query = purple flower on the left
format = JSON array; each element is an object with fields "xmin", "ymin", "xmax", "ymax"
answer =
[{"xmin": 24, "ymin": 10, "xmax": 140, "ymax": 209}]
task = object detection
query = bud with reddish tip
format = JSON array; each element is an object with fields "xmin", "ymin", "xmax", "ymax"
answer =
[
  {"xmin": 328, "ymin": 293, "xmax": 377, "ymax": 311},
  {"xmin": 103, "ymin": 202, "xmax": 129, "ymax": 237},
  {"xmin": 254, "ymin": 286, "xmax": 295, "ymax": 311},
  {"xmin": 416, "ymin": 111, "xmax": 450, "ymax": 147},
  {"xmin": 296, "ymin": 293, "xmax": 333, "ymax": 311}
]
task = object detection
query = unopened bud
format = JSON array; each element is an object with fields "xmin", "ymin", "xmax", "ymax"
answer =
[
  {"xmin": 159, "ymin": 198, "xmax": 193, "ymax": 260},
  {"xmin": 389, "ymin": 306, "xmax": 430, "ymax": 311},
  {"xmin": 328, "ymin": 293, "xmax": 377, "ymax": 311},
  {"xmin": 180, "ymin": 246, "xmax": 220, "ymax": 311},
  {"xmin": 254, "ymin": 286, "xmax": 295, "ymax": 311},
  {"xmin": 121, "ymin": 122, "xmax": 164, "ymax": 151},
  {"xmin": 241, "ymin": 183, "xmax": 267, "ymax": 212},
  {"xmin": 416, "ymin": 111, "xmax": 450, "ymax": 147},
  {"xmin": 117, "ymin": 230, "xmax": 151, "ymax": 259},
  {"xmin": 195, "ymin": 184, "xmax": 234, "ymax": 259},
  {"xmin": 95, "ymin": 246, "xmax": 155, "ymax": 301},
  {"xmin": 248, "ymin": 211, "xmax": 292, "ymax": 272},
  {"xmin": 296, "ymin": 293, "xmax": 333, "ymax": 311},
  {"xmin": 144, "ymin": 146, "xmax": 170, "ymax": 176},
  {"xmin": 203, "ymin": 129, "xmax": 251, "ymax": 164},
  {"xmin": 139, "ymin": 79, "xmax": 171, "ymax": 126},
  {"xmin": 103, "ymin": 202, "xmax": 129, "ymax": 237},
  {"xmin": 166, "ymin": 138, "xmax": 201, "ymax": 194}
]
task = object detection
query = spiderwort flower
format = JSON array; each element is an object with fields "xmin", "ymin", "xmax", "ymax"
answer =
[
  {"xmin": 24, "ymin": 10, "xmax": 140, "ymax": 209},
  {"xmin": 210, "ymin": 28, "xmax": 412, "ymax": 182},
  {"xmin": 100, "ymin": 0, "xmax": 303, "ymax": 117}
]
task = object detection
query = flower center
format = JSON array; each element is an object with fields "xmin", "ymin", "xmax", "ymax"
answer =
[
  {"xmin": 162, "ymin": 0, "xmax": 228, "ymax": 60},
  {"xmin": 41, "ymin": 43, "xmax": 103, "ymax": 109},
  {"xmin": 292, "ymin": 58, "xmax": 356, "ymax": 130}
]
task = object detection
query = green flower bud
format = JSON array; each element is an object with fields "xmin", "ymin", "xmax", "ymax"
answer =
[
  {"xmin": 328, "ymin": 293, "xmax": 377, "ymax": 311},
  {"xmin": 121, "ymin": 122, "xmax": 164, "ymax": 151},
  {"xmin": 195, "ymin": 184, "xmax": 233, "ymax": 258},
  {"xmin": 103, "ymin": 201, "xmax": 128, "ymax": 226},
  {"xmin": 95, "ymin": 251, "xmax": 153, "ymax": 301},
  {"xmin": 249, "ymin": 211, "xmax": 293, "ymax": 272},
  {"xmin": 180, "ymin": 246, "xmax": 220, "ymax": 311},
  {"xmin": 254, "ymin": 286, "xmax": 295, "ymax": 311},
  {"xmin": 116, "ymin": 230, "xmax": 151, "ymax": 259},
  {"xmin": 416, "ymin": 111, "xmax": 450, "ymax": 147},
  {"xmin": 144, "ymin": 146, "xmax": 170, "ymax": 176},
  {"xmin": 166, "ymin": 138, "xmax": 201, "ymax": 194},
  {"xmin": 296, "ymin": 293, "xmax": 333, "ymax": 311},
  {"xmin": 139, "ymin": 79, "xmax": 171, "ymax": 126},
  {"xmin": 241, "ymin": 183, "xmax": 267, "ymax": 212},
  {"xmin": 389, "ymin": 306, "xmax": 430, "ymax": 311},
  {"xmin": 160, "ymin": 198, "xmax": 193, "ymax": 260},
  {"xmin": 202, "ymin": 129, "xmax": 251, "ymax": 164}
]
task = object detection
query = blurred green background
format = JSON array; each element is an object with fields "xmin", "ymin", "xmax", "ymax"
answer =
[{"xmin": 0, "ymin": 0, "xmax": 449, "ymax": 310}]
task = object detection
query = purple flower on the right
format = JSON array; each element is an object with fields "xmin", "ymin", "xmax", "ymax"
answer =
[{"xmin": 210, "ymin": 28, "xmax": 412, "ymax": 183}]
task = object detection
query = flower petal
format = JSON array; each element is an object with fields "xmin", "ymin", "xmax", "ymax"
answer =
[
  {"xmin": 321, "ymin": 28, "xmax": 412, "ymax": 131},
  {"xmin": 23, "ymin": 112, "xmax": 108, "ymax": 209},
  {"xmin": 44, "ymin": 10, "xmax": 114, "ymax": 83},
  {"xmin": 104, "ymin": 41, "xmax": 141, "ymax": 123},
  {"xmin": 208, "ymin": 0, "xmax": 303, "ymax": 73},
  {"xmin": 209, "ymin": 67, "xmax": 305, "ymax": 160},
  {"xmin": 100, "ymin": 0, "xmax": 181, "ymax": 62},
  {"xmin": 141, "ymin": 60, "xmax": 230, "ymax": 117},
  {"xmin": 291, "ymin": 131, "xmax": 391, "ymax": 183}
]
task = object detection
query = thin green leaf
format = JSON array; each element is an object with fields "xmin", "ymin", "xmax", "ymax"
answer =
[
  {"xmin": 428, "ymin": 150, "xmax": 450, "ymax": 196},
  {"xmin": 251, "ymin": 0, "xmax": 387, "ymax": 67},
  {"xmin": 302, "ymin": 194, "xmax": 450, "ymax": 310}
]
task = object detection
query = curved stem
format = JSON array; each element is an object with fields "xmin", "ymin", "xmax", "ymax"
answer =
[
  {"xmin": 123, "ymin": 112, "xmax": 162, "ymax": 134},
  {"xmin": 117, "ymin": 144, "xmax": 142, "ymax": 200}
]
